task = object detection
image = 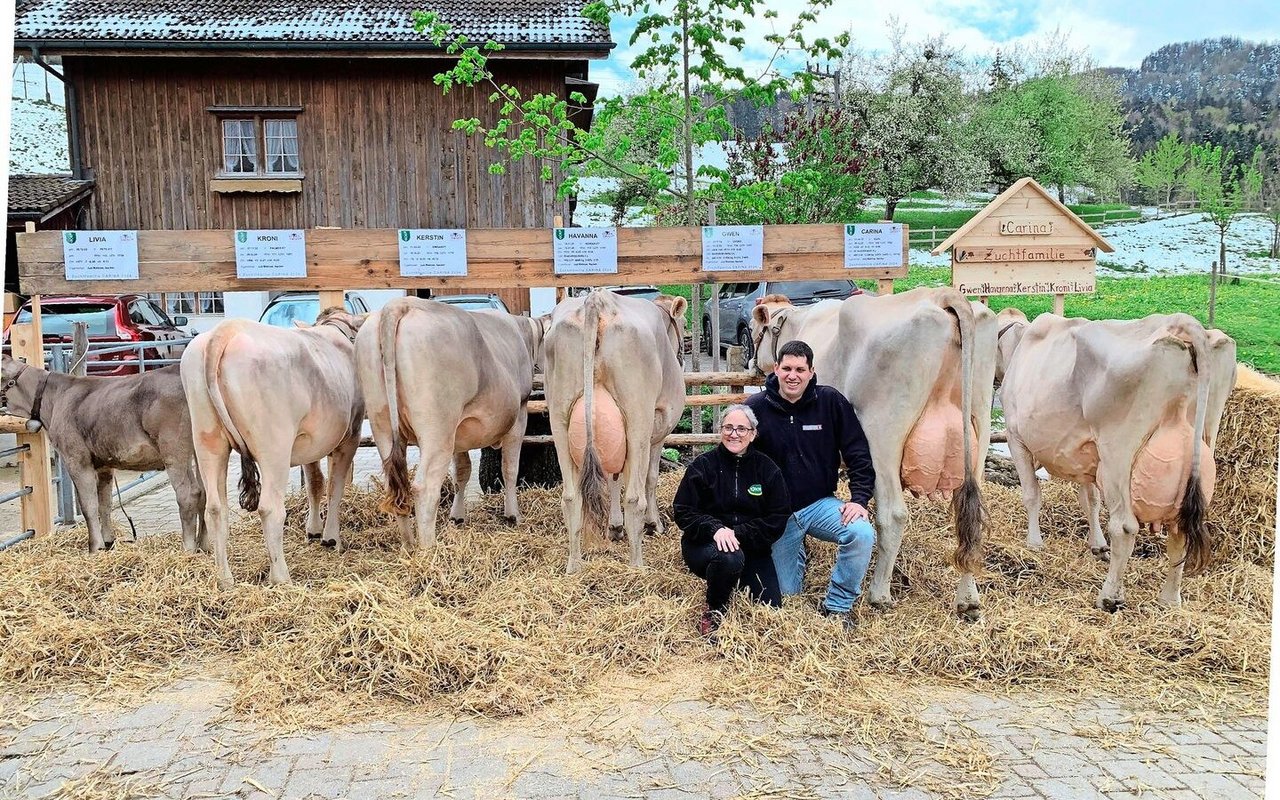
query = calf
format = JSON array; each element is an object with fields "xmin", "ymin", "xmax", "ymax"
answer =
[{"xmin": 0, "ymin": 355, "xmax": 204, "ymax": 552}]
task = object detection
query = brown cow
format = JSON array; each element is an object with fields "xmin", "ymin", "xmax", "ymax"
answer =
[
  {"xmin": 1001, "ymin": 313, "xmax": 1236, "ymax": 609},
  {"xmin": 354, "ymin": 297, "xmax": 545, "ymax": 550},
  {"xmin": 180, "ymin": 309, "xmax": 364, "ymax": 588},
  {"xmin": 0, "ymin": 355, "xmax": 205, "ymax": 552},
  {"xmin": 543, "ymin": 290, "xmax": 687, "ymax": 571},
  {"xmin": 751, "ymin": 288, "xmax": 997, "ymax": 620}
]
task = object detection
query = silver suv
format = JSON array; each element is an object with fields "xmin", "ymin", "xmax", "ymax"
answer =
[{"xmin": 699, "ymin": 280, "xmax": 861, "ymax": 357}]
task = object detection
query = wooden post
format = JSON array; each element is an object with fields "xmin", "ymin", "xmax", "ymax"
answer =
[
  {"xmin": 707, "ymin": 205, "xmax": 721, "ymax": 430},
  {"xmin": 1053, "ymin": 293, "xmax": 1065, "ymax": 316},
  {"xmin": 877, "ymin": 279, "xmax": 894, "ymax": 296},
  {"xmin": 3, "ymin": 292, "xmax": 18, "ymax": 331},
  {"xmin": 70, "ymin": 322, "xmax": 88, "ymax": 376},
  {"xmin": 10, "ymin": 320, "xmax": 54, "ymax": 538},
  {"xmin": 318, "ymin": 290, "xmax": 345, "ymax": 313}
]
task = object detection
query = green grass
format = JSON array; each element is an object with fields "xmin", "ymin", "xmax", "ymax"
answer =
[{"xmin": 877, "ymin": 265, "xmax": 1280, "ymax": 374}]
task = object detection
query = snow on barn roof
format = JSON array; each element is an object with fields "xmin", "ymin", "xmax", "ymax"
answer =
[
  {"xmin": 14, "ymin": 0, "xmax": 614, "ymax": 51},
  {"xmin": 7, "ymin": 174, "xmax": 94, "ymax": 222}
]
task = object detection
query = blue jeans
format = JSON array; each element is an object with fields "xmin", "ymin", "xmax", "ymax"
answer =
[{"xmin": 771, "ymin": 496, "xmax": 876, "ymax": 613}]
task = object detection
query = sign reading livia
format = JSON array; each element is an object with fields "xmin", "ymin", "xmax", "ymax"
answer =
[
  {"xmin": 552, "ymin": 227, "xmax": 618, "ymax": 275},
  {"xmin": 932, "ymin": 177, "xmax": 1113, "ymax": 298},
  {"xmin": 62, "ymin": 230, "xmax": 139, "ymax": 281},
  {"xmin": 398, "ymin": 228, "xmax": 468, "ymax": 277},
  {"xmin": 702, "ymin": 225, "xmax": 764, "ymax": 271},
  {"xmin": 844, "ymin": 223, "xmax": 904, "ymax": 269},
  {"xmin": 235, "ymin": 229, "xmax": 307, "ymax": 278}
]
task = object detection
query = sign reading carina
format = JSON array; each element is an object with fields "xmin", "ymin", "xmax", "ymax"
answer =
[{"xmin": 999, "ymin": 220, "xmax": 1055, "ymax": 235}]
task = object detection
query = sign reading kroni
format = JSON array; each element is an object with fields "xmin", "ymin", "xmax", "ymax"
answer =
[{"xmin": 932, "ymin": 178, "xmax": 1114, "ymax": 310}]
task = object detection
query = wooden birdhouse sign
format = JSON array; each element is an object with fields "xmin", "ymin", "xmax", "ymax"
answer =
[{"xmin": 932, "ymin": 178, "xmax": 1114, "ymax": 313}]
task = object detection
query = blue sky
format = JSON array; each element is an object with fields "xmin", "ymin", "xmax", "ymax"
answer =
[{"xmin": 590, "ymin": 0, "xmax": 1280, "ymax": 96}]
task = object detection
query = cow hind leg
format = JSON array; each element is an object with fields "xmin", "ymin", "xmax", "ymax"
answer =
[
  {"xmin": 620, "ymin": 417, "xmax": 653, "ymax": 569},
  {"xmin": 498, "ymin": 414, "xmax": 526, "ymax": 524},
  {"xmin": 1080, "ymin": 482, "xmax": 1109, "ymax": 561},
  {"xmin": 1096, "ymin": 463, "xmax": 1139, "ymax": 613},
  {"xmin": 1158, "ymin": 523, "xmax": 1186, "ymax": 607},
  {"xmin": 255, "ymin": 458, "xmax": 293, "ymax": 585},
  {"xmin": 449, "ymin": 452, "xmax": 471, "ymax": 524},
  {"xmin": 866, "ymin": 473, "xmax": 909, "ymax": 611},
  {"xmin": 412, "ymin": 447, "xmax": 452, "ymax": 551},
  {"xmin": 168, "ymin": 458, "xmax": 204, "ymax": 553},
  {"xmin": 607, "ymin": 477, "xmax": 624, "ymax": 542},
  {"xmin": 321, "ymin": 435, "xmax": 360, "ymax": 551},
  {"xmin": 303, "ymin": 462, "xmax": 326, "ymax": 541},
  {"xmin": 1007, "ymin": 435, "xmax": 1044, "ymax": 549},
  {"xmin": 550, "ymin": 422, "xmax": 586, "ymax": 573},
  {"xmin": 643, "ymin": 441, "xmax": 664, "ymax": 536},
  {"xmin": 66, "ymin": 459, "xmax": 107, "ymax": 552},
  {"xmin": 95, "ymin": 469, "xmax": 117, "ymax": 548},
  {"xmin": 195, "ymin": 441, "xmax": 233, "ymax": 587}
]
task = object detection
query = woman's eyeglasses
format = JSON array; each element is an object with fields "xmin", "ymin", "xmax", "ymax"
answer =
[{"xmin": 720, "ymin": 425, "xmax": 754, "ymax": 437}]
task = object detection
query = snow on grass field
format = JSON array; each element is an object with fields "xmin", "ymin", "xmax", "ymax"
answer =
[{"xmin": 8, "ymin": 96, "xmax": 71, "ymax": 173}]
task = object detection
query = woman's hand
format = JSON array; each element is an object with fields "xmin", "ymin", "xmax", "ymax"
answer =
[{"xmin": 713, "ymin": 527, "xmax": 740, "ymax": 552}]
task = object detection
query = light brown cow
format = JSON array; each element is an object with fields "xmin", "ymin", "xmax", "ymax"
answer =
[
  {"xmin": 752, "ymin": 288, "xmax": 997, "ymax": 620},
  {"xmin": 1001, "ymin": 313, "xmax": 1236, "ymax": 609},
  {"xmin": 180, "ymin": 309, "xmax": 364, "ymax": 588},
  {"xmin": 354, "ymin": 297, "xmax": 545, "ymax": 550},
  {"xmin": 543, "ymin": 289, "xmax": 687, "ymax": 571},
  {"xmin": 0, "ymin": 357, "xmax": 204, "ymax": 552}
]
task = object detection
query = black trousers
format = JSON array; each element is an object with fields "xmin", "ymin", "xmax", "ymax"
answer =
[{"xmin": 682, "ymin": 541, "xmax": 782, "ymax": 613}]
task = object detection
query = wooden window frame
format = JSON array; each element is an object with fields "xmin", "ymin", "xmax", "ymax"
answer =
[{"xmin": 208, "ymin": 105, "xmax": 304, "ymax": 193}]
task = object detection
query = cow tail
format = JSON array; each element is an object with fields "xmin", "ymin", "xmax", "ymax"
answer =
[
  {"xmin": 203, "ymin": 328, "xmax": 260, "ymax": 511},
  {"xmin": 378, "ymin": 302, "xmax": 414, "ymax": 517},
  {"xmin": 943, "ymin": 292, "xmax": 984, "ymax": 574},
  {"xmin": 579, "ymin": 292, "xmax": 610, "ymax": 531},
  {"xmin": 1178, "ymin": 321, "xmax": 1213, "ymax": 576}
]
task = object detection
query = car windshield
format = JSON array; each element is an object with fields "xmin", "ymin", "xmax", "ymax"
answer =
[
  {"xmin": 768, "ymin": 281, "xmax": 852, "ymax": 298},
  {"xmin": 262, "ymin": 298, "xmax": 321, "ymax": 327},
  {"xmin": 439, "ymin": 298, "xmax": 498, "ymax": 311},
  {"xmin": 16, "ymin": 304, "xmax": 119, "ymax": 336}
]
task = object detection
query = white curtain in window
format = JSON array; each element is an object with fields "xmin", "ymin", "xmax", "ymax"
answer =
[
  {"xmin": 265, "ymin": 119, "xmax": 299, "ymax": 173},
  {"xmin": 223, "ymin": 119, "xmax": 256, "ymax": 173}
]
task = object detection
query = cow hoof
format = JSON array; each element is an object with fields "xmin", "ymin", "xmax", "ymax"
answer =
[
  {"xmin": 500, "ymin": 514, "xmax": 518, "ymax": 525},
  {"xmin": 320, "ymin": 538, "xmax": 337, "ymax": 549},
  {"xmin": 1091, "ymin": 547, "xmax": 1111, "ymax": 562},
  {"xmin": 102, "ymin": 540, "xmax": 115, "ymax": 552},
  {"xmin": 608, "ymin": 525, "xmax": 625, "ymax": 543},
  {"xmin": 643, "ymin": 522, "xmax": 659, "ymax": 537},
  {"xmin": 1098, "ymin": 597, "xmax": 1124, "ymax": 613},
  {"xmin": 955, "ymin": 603, "xmax": 982, "ymax": 623},
  {"xmin": 306, "ymin": 531, "xmax": 323, "ymax": 541},
  {"xmin": 449, "ymin": 517, "xmax": 465, "ymax": 525},
  {"xmin": 868, "ymin": 599, "xmax": 893, "ymax": 613}
]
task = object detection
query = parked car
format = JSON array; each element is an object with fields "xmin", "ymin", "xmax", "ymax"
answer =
[
  {"xmin": 258, "ymin": 292, "xmax": 371, "ymax": 328},
  {"xmin": 700, "ymin": 280, "xmax": 863, "ymax": 358},
  {"xmin": 6, "ymin": 294, "xmax": 189, "ymax": 376},
  {"xmin": 431, "ymin": 293, "xmax": 511, "ymax": 313}
]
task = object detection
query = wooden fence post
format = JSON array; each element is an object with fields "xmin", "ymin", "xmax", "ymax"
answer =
[{"xmin": 10, "ymin": 318, "xmax": 54, "ymax": 538}]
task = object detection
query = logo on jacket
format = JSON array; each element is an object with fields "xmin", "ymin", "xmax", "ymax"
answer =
[{"xmin": 748, "ymin": 484, "xmax": 763, "ymax": 496}]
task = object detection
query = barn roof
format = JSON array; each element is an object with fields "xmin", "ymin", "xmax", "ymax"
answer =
[
  {"xmin": 6, "ymin": 174, "xmax": 95, "ymax": 223},
  {"xmin": 14, "ymin": 0, "xmax": 614, "ymax": 53}
]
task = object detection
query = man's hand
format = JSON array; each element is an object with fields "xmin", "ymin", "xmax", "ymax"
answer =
[
  {"xmin": 840, "ymin": 502, "xmax": 869, "ymax": 526},
  {"xmin": 713, "ymin": 527, "xmax": 740, "ymax": 552}
]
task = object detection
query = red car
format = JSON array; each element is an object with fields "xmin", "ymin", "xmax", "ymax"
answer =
[{"xmin": 6, "ymin": 294, "xmax": 190, "ymax": 376}]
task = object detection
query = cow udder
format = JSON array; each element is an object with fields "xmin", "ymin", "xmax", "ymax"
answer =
[
  {"xmin": 901, "ymin": 400, "xmax": 978, "ymax": 501},
  {"xmin": 1131, "ymin": 422, "xmax": 1216, "ymax": 524},
  {"xmin": 569, "ymin": 386, "xmax": 627, "ymax": 476}
]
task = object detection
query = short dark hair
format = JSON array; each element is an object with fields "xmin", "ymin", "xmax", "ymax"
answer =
[{"xmin": 777, "ymin": 340, "xmax": 813, "ymax": 368}]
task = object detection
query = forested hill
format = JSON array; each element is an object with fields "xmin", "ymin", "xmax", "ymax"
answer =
[{"xmin": 1104, "ymin": 38, "xmax": 1280, "ymax": 160}]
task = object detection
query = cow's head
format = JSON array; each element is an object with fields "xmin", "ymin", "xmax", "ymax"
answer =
[
  {"xmin": 653, "ymin": 294, "xmax": 689, "ymax": 357},
  {"xmin": 310, "ymin": 307, "xmax": 366, "ymax": 342},
  {"xmin": 994, "ymin": 307, "xmax": 1029, "ymax": 384},
  {"xmin": 749, "ymin": 294, "xmax": 795, "ymax": 374},
  {"xmin": 0, "ymin": 355, "xmax": 46, "ymax": 429}
]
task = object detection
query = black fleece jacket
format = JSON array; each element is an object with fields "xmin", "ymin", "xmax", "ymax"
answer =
[
  {"xmin": 745, "ymin": 374, "xmax": 875, "ymax": 511},
  {"xmin": 672, "ymin": 445, "xmax": 791, "ymax": 556}
]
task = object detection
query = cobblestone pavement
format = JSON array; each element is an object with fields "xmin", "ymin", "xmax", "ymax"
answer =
[{"xmin": 0, "ymin": 449, "xmax": 1268, "ymax": 800}]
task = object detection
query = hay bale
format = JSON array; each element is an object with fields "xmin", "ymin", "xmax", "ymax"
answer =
[{"xmin": 1210, "ymin": 382, "xmax": 1279, "ymax": 566}]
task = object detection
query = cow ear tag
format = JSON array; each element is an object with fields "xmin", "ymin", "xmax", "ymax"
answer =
[{"xmin": 748, "ymin": 484, "xmax": 763, "ymax": 496}]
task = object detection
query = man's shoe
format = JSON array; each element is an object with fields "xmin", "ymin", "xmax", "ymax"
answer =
[
  {"xmin": 697, "ymin": 608, "xmax": 723, "ymax": 638},
  {"xmin": 819, "ymin": 605, "xmax": 856, "ymax": 633}
]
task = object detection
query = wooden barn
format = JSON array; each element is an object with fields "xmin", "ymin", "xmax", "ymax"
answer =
[{"xmin": 12, "ymin": 0, "xmax": 615, "ymax": 316}]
